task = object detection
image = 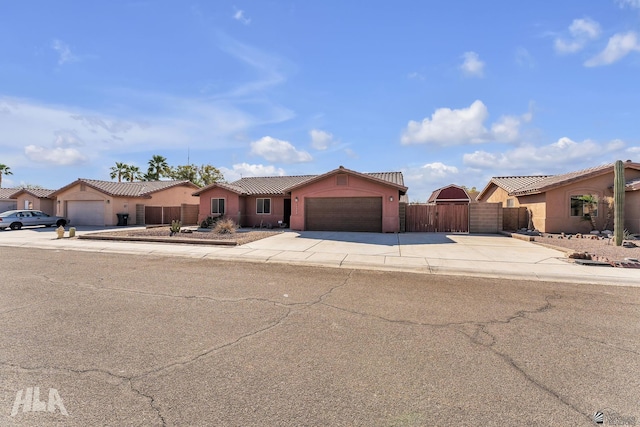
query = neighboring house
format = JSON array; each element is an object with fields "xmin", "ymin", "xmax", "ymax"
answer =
[
  {"xmin": 9, "ymin": 188, "xmax": 56, "ymax": 214},
  {"xmin": 0, "ymin": 188, "xmax": 18, "ymax": 213},
  {"xmin": 427, "ymin": 184, "xmax": 471, "ymax": 204},
  {"xmin": 49, "ymin": 179, "xmax": 200, "ymax": 226},
  {"xmin": 476, "ymin": 161, "xmax": 640, "ymax": 234},
  {"xmin": 193, "ymin": 166, "xmax": 408, "ymax": 233}
]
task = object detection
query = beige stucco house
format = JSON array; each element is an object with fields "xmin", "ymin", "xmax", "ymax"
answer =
[
  {"xmin": 476, "ymin": 161, "xmax": 640, "ymax": 234},
  {"xmin": 193, "ymin": 166, "xmax": 408, "ymax": 232},
  {"xmin": 0, "ymin": 188, "xmax": 18, "ymax": 213},
  {"xmin": 49, "ymin": 179, "xmax": 200, "ymax": 226},
  {"xmin": 9, "ymin": 188, "xmax": 56, "ymax": 214}
]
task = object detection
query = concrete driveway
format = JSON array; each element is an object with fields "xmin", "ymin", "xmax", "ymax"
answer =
[{"xmin": 0, "ymin": 227, "xmax": 638, "ymax": 286}]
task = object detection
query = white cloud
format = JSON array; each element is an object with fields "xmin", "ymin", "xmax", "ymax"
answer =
[
  {"xmin": 401, "ymin": 100, "xmax": 531, "ymax": 146},
  {"xmin": 53, "ymin": 130, "xmax": 84, "ymax": 147},
  {"xmin": 24, "ymin": 145, "xmax": 87, "ymax": 166},
  {"xmin": 584, "ymin": 31, "xmax": 640, "ymax": 66},
  {"xmin": 401, "ymin": 100, "xmax": 489, "ymax": 145},
  {"xmin": 0, "ymin": 95, "xmax": 290, "ymax": 156},
  {"xmin": 554, "ymin": 18, "xmax": 601, "ymax": 54},
  {"xmin": 462, "ymin": 137, "xmax": 625, "ymax": 171},
  {"xmin": 460, "ymin": 52, "xmax": 485, "ymax": 77},
  {"xmin": 220, "ymin": 163, "xmax": 285, "ymax": 181},
  {"xmin": 616, "ymin": 0, "xmax": 640, "ymax": 8},
  {"xmin": 421, "ymin": 162, "xmax": 459, "ymax": 177},
  {"xmin": 51, "ymin": 39, "xmax": 78, "ymax": 65},
  {"xmin": 216, "ymin": 32, "xmax": 292, "ymax": 97},
  {"xmin": 233, "ymin": 9, "xmax": 251, "ymax": 25},
  {"xmin": 310, "ymin": 129, "xmax": 335, "ymax": 150},
  {"xmin": 515, "ymin": 47, "xmax": 535, "ymax": 68},
  {"xmin": 491, "ymin": 116, "xmax": 521, "ymax": 142},
  {"xmin": 250, "ymin": 136, "xmax": 312, "ymax": 163},
  {"xmin": 408, "ymin": 71, "xmax": 426, "ymax": 80}
]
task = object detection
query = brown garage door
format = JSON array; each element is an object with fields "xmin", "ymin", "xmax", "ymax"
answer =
[{"xmin": 305, "ymin": 197, "xmax": 382, "ymax": 232}]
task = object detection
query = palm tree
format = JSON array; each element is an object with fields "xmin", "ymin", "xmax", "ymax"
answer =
[
  {"xmin": 123, "ymin": 165, "xmax": 143, "ymax": 182},
  {"xmin": 0, "ymin": 163, "xmax": 13, "ymax": 188},
  {"xmin": 145, "ymin": 155, "xmax": 170, "ymax": 181},
  {"xmin": 109, "ymin": 162, "xmax": 128, "ymax": 182}
]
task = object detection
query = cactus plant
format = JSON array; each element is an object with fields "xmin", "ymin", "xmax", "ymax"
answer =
[
  {"xmin": 169, "ymin": 219, "xmax": 182, "ymax": 236},
  {"xmin": 613, "ymin": 160, "xmax": 625, "ymax": 246}
]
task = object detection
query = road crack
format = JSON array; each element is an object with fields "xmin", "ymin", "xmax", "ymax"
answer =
[{"xmin": 453, "ymin": 293, "xmax": 592, "ymax": 423}]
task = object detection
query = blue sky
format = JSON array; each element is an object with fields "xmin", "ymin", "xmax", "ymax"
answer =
[{"xmin": 1, "ymin": 1, "xmax": 639, "ymax": 200}]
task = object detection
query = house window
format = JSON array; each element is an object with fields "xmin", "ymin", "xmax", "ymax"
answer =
[
  {"xmin": 257, "ymin": 198, "xmax": 271, "ymax": 214},
  {"xmin": 506, "ymin": 198, "xmax": 515, "ymax": 207},
  {"xmin": 570, "ymin": 195, "xmax": 598, "ymax": 217},
  {"xmin": 211, "ymin": 198, "xmax": 225, "ymax": 215}
]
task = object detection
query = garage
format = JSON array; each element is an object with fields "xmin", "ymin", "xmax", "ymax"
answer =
[
  {"xmin": 67, "ymin": 201, "xmax": 105, "ymax": 226},
  {"xmin": 305, "ymin": 197, "xmax": 382, "ymax": 232}
]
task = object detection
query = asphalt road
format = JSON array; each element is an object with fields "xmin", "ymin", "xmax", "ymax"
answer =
[{"xmin": 0, "ymin": 248, "xmax": 638, "ymax": 426}]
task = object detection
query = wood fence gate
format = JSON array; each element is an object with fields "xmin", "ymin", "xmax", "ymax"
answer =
[
  {"xmin": 145, "ymin": 206, "xmax": 181, "ymax": 225},
  {"xmin": 404, "ymin": 204, "xmax": 469, "ymax": 232}
]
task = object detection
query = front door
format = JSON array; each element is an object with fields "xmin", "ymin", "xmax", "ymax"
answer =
[{"xmin": 283, "ymin": 199, "xmax": 291, "ymax": 227}]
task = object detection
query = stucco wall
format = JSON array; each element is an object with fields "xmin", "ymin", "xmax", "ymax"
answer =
[
  {"xmin": 289, "ymin": 174, "xmax": 401, "ymax": 232},
  {"xmin": 56, "ymin": 183, "xmax": 200, "ymax": 226},
  {"xmin": 196, "ymin": 188, "xmax": 241, "ymax": 225},
  {"xmin": 14, "ymin": 195, "xmax": 54, "ymax": 215},
  {"xmin": 624, "ymin": 191, "xmax": 640, "ymax": 234},
  {"xmin": 243, "ymin": 195, "xmax": 286, "ymax": 228},
  {"xmin": 482, "ymin": 186, "xmax": 520, "ymax": 207},
  {"xmin": 54, "ymin": 184, "xmax": 108, "ymax": 218}
]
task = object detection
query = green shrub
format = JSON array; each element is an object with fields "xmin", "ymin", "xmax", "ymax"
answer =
[{"xmin": 214, "ymin": 218, "xmax": 237, "ymax": 234}]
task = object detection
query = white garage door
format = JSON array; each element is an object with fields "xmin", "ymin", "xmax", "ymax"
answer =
[{"xmin": 67, "ymin": 201, "xmax": 105, "ymax": 226}]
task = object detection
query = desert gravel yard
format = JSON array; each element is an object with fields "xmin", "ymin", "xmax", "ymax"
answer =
[
  {"xmin": 84, "ymin": 227, "xmax": 282, "ymax": 245},
  {"xmin": 530, "ymin": 233, "xmax": 640, "ymax": 265}
]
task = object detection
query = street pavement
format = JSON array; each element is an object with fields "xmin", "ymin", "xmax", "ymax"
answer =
[
  {"xmin": 0, "ymin": 226, "xmax": 638, "ymax": 287},
  {"xmin": 1, "ymin": 249, "xmax": 638, "ymax": 426}
]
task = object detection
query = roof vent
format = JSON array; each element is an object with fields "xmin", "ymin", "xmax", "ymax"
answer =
[{"xmin": 626, "ymin": 159, "xmax": 632, "ymax": 163}]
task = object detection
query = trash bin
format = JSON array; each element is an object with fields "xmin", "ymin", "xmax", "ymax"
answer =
[{"xmin": 116, "ymin": 213, "xmax": 129, "ymax": 226}]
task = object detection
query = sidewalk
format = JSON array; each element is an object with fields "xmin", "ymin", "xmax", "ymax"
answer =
[{"xmin": 1, "ymin": 227, "xmax": 638, "ymax": 287}]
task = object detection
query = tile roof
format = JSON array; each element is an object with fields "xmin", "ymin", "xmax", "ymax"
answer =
[
  {"xmin": 194, "ymin": 168, "xmax": 407, "ymax": 196},
  {"xmin": 51, "ymin": 179, "xmax": 198, "ymax": 198},
  {"xmin": 0, "ymin": 188, "xmax": 19, "ymax": 199},
  {"xmin": 512, "ymin": 163, "xmax": 616, "ymax": 195},
  {"xmin": 229, "ymin": 175, "xmax": 316, "ymax": 195},
  {"xmin": 9, "ymin": 188, "xmax": 56, "ymax": 198},
  {"xmin": 479, "ymin": 161, "xmax": 640, "ymax": 198},
  {"xmin": 366, "ymin": 172, "xmax": 405, "ymax": 187},
  {"xmin": 626, "ymin": 177, "xmax": 640, "ymax": 191},
  {"xmin": 489, "ymin": 176, "xmax": 550, "ymax": 194}
]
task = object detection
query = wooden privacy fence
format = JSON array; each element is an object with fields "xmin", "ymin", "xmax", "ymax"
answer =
[
  {"xmin": 502, "ymin": 207, "xmax": 529, "ymax": 231},
  {"xmin": 143, "ymin": 204, "xmax": 199, "ymax": 225},
  {"xmin": 404, "ymin": 204, "xmax": 469, "ymax": 232}
]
